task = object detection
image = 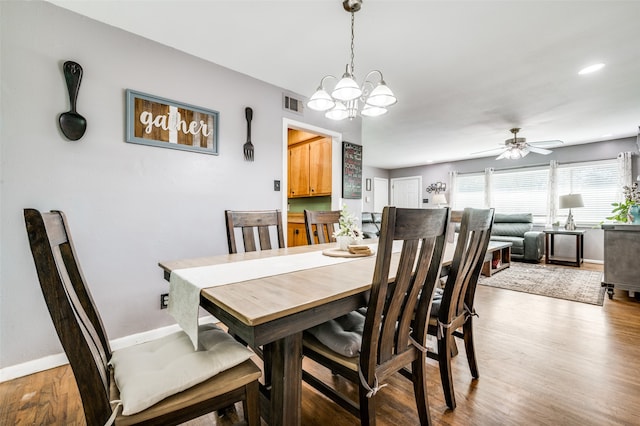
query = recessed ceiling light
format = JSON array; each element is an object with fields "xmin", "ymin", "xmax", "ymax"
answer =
[{"xmin": 578, "ymin": 63, "xmax": 605, "ymax": 75}]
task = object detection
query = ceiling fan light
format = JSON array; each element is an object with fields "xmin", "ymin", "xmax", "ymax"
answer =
[
  {"xmin": 307, "ymin": 88, "xmax": 335, "ymax": 111},
  {"xmin": 365, "ymin": 82, "xmax": 397, "ymax": 107},
  {"xmin": 361, "ymin": 104, "xmax": 388, "ymax": 117},
  {"xmin": 325, "ymin": 102, "xmax": 349, "ymax": 120}
]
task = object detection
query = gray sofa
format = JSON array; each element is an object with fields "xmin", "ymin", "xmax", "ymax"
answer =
[{"xmin": 490, "ymin": 213, "xmax": 544, "ymax": 262}]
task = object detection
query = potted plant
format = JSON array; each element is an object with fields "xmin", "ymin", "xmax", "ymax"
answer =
[
  {"xmin": 333, "ymin": 205, "xmax": 363, "ymax": 250},
  {"xmin": 607, "ymin": 182, "xmax": 640, "ymax": 223}
]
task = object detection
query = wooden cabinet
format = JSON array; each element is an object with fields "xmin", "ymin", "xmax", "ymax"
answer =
[
  {"xmin": 287, "ymin": 213, "xmax": 308, "ymax": 247},
  {"xmin": 288, "ymin": 138, "xmax": 331, "ymax": 198},
  {"xmin": 288, "ymin": 222, "xmax": 308, "ymax": 247},
  {"xmin": 309, "ymin": 138, "xmax": 332, "ymax": 195}
]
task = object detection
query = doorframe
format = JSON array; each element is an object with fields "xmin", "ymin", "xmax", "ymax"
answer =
[{"xmin": 282, "ymin": 118, "xmax": 343, "ymax": 240}]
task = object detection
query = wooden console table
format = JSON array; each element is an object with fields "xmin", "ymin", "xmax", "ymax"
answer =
[
  {"xmin": 544, "ymin": 229, "xmax": 585, "ymax": 267},
  {"xmin": 601, "ymin": 224, "xmax": 640, "ymax": 300}
]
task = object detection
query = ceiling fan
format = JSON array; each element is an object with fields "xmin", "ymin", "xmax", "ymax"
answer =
[{"xmin": 473, "ymin": 128, "xmax": 564, "ymax": 160}]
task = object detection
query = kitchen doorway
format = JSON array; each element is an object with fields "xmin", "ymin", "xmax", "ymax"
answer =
[{"xmin": 282, "ymin": 118, "xmax": 342, "ymax": 246}]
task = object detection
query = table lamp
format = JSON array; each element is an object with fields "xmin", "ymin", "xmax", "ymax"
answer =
[
  {"xmin": 559, "ymin": 193, "xmax": 584, "ymax": 230},
  {"xmin": 432, "ymin": 193, "xmax": 447, "ymax": 208}
]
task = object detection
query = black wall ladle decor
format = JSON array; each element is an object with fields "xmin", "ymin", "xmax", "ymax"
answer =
[{"xmin": 58, "ymin": 61, "xmax": 87, "ymax": 141}]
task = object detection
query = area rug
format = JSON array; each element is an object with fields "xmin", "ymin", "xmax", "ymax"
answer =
[{"xmin": 478, "ymin": 262, "xmax": 606, "ymax": 306}]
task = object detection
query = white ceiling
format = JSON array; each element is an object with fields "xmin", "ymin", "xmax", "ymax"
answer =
[{"xmin": 48, "ymin": 0, "xmax": 640, "ymax": 169}]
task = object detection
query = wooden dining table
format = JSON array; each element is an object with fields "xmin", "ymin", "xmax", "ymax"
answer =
[{"xmin": 159, "ymin": 241, "xmax": 456, "ymax": 426}]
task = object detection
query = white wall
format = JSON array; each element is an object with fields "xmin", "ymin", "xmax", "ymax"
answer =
[
  {"xmin": 361, "ymin": 165, "xmax": 390, "ymax": 212},
  {"xmin": 0, "ymin": 1, "xmax": 360, "ymax": 370}
]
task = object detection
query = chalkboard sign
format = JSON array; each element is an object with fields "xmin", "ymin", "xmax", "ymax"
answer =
[{"xmin": 342, "ymin": 142, "xmax": 362, "ymax": 199}]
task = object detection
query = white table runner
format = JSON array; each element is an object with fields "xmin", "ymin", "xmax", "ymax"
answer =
[{"xmin": 169, "ymin": 245, "xmax": 379, "ymax": 349}]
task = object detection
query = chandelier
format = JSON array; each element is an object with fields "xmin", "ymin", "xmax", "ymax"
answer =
[{"xmin": 307, "ymin": 0, "xmax": 397, "ymax": 120}]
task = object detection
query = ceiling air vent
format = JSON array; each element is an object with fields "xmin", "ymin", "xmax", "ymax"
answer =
[{"xmin": 283, "ymin": 93, "xmax": 303, "ymax": 115}]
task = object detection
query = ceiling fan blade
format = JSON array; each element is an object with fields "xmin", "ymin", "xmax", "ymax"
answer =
[
  {"xmin": 495, "ymin": 150, "xmax": 510, "ymax": 160},
  {"xmin": 528, "ymin": 146, "xmax": 553, "ymax": 155},
  {"xmin": 528, "ymin": 139, "xmax": 563, "ymax": 148}
]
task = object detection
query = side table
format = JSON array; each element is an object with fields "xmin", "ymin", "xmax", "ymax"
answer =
[{"xmin": 544, "ymin": 229, "xmax": 585, "ymax": 267}]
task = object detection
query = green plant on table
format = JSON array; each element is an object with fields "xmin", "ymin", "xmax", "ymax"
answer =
[
  {"xmin": 333, "ymin": 205, "xmax": 362, "ymax": 239},
  {"xmin": 607, "ymin": 183, "xmax": 640, "ymax": 223}
]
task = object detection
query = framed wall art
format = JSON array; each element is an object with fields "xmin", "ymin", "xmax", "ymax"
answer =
[
  {"xmin": 126, "ymin": 89, "xmax": 219, "ymax": 155},
  {"xmin": 342, "ymin": 141, "xmax": 362, "ymax": 199}
]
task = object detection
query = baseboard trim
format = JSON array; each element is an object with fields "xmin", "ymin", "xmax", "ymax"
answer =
[
  {"xmin": 0, "ymin": 316, "xmax": 217, "ymax": 383},
  {"xmin": 584, "ymin": 259, "xmax": 604, "ymax": 265}
]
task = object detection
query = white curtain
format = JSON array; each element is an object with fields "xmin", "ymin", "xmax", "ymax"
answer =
[
  {"xmin": 484, "ymin": 167, "xmax": 494, "ymax": 208},
  {"xmin": 617, "ymin": 152, "xmax": 633, "ymax": 201},
  {"xmin": 448, "ymin": 171, "xmax": 458, "ymax": 210},
  {"xmin": 547, "ymin": 160, "xmax": 558, "ymax": 224}
]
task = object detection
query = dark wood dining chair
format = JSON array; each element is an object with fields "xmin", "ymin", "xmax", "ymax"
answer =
[
  {"xmin": 427, "ymin": 207, "xmax": 494, "ymax": 410},
  {"xmin": 302, "ymin": 206, "xmax": 450, "ymax": 425},
  {"xmin": 225, "ymin": 209, "xmax": 285, "ymax": 253},
  {"xmin": 24, "ymin": 209, "xmax": 261, "ymax": 426},
  {"xmin": 304, "ymin": 209, "xmax": 341, "ymax": 244}
]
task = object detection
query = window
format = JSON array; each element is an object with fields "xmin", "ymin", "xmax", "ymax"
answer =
[
  {"xmin": 492, "ymin": 167, "xmax": 549, "ymax": 221},
  {"xmin": 557, "ymin": 160, "xmax": 618, "ymax": 224},
  {"xmin": 453, "ymin": 158, "xmax": 619, "ymax": 225},
  {"xmin": 452, "ymin": 173, "xmax": 484, "ymax": 209}
]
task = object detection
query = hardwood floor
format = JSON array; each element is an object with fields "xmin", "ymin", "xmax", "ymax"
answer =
[{"xmin": 2, "ymin": 263, "xmax": 640, "ymax": 426}]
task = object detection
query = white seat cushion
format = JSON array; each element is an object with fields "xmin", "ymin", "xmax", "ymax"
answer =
[{"xmin": 109, "ymin": 323, "xmax": 253, "ymax": 415}]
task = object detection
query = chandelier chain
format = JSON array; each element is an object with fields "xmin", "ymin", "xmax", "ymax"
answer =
[{"xmin": 350, "ymin": 11, "xmax": 355, "ymax": 76}]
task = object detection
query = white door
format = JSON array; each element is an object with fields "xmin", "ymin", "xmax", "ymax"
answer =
[
  {"xmin": 391, "ymin": 176, "xmax": 422, "ymax": 208},
  {"xmin": 373, "ymin": 177, "xmax": 389, "ymax": 212}
]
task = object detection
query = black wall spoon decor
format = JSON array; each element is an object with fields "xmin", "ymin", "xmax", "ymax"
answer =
[{"xmin": 58, "ymin": 61, "xmax": 87, "ymax": 141}]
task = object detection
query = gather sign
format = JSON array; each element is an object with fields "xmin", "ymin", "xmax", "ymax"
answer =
[{"xmin": 126, "ymin": 90, "xmax": 219, "ymax": 155}]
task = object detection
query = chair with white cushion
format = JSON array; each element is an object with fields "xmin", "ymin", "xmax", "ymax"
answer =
[{"xmin": 24, "ymin": 208, "xmax": 261, "ymax": 426}]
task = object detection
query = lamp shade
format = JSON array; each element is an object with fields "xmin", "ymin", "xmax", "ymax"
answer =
[
  {"xmin": 331, "ymin": 75, "xmax": 362, "ymax": 101},
  {"xmin": 307, "ymin": 89, "xmax": 335, "ymax": 111},
  {"xmin": 432, "ymin": 194, "xmax": 448, "ymax": 205},
  {"xmin": 559, "ymin": 194, "xmax": 584, "ymax": 209},
  {"xmin": 365, "ymin": 82, "xmax": 397, "ymax": 107}
]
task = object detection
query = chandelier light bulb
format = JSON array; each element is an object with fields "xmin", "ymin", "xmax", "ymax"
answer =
[
  {"xmin": 365, "ymin": 81, "xmax": 397, "ymax": 107},
  {"xmin": 331, "ymin": 69, "xmax": 362, "ymax": 101},
  {"xmin": 307, "ymin": 88, "xmax": 335, "ymax": 111},
  {"xmin": 361, "ymin": 104, "xmax": 388, "ymax": 117},
  {"xmin": 325, "ymin": 101, "xmax": 349, "ymax": 121}
]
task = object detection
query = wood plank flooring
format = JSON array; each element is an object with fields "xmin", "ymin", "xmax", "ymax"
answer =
[{"xmin": 2, "ymin": 263, "xmax": 640, "ymax": 426}]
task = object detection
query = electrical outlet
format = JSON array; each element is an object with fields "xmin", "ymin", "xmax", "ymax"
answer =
[
  {"xmin": 160, "ymin": 293, "xmax": 169, "ymax": 309},
  {"xmin": 274, "ymin": 180, "xmax": 281, "ymax": 191}
]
